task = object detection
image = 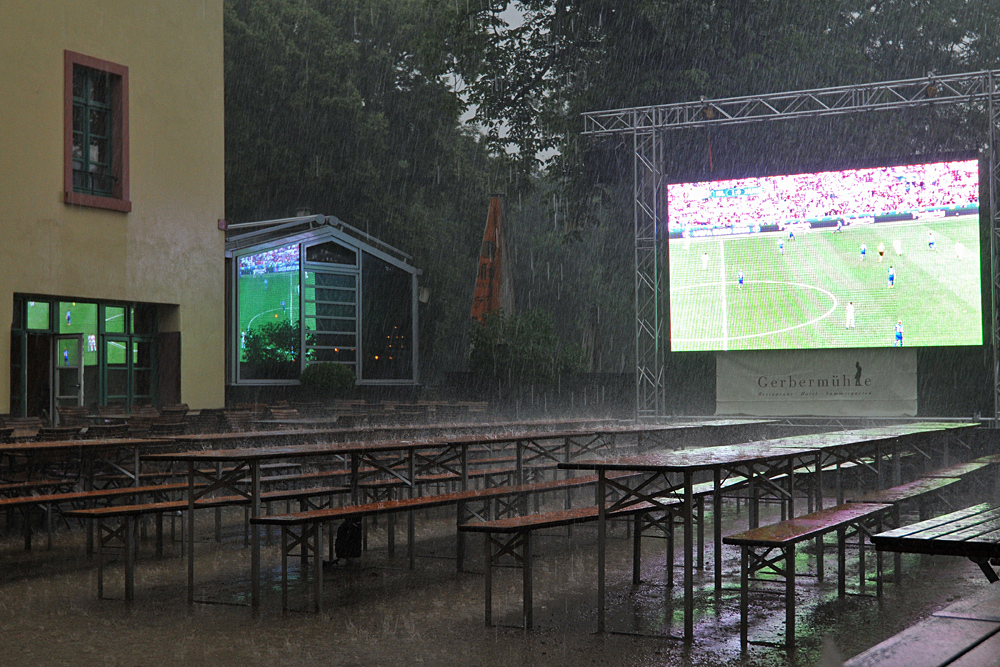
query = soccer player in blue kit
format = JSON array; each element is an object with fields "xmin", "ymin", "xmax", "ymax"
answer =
[
  {"xmin": 888, "ymin": 265, "xmax": 895, "ymax": 289},
  {"xmin": 894, "ymin": 320, "xmax": 904, "ymax": 347},
  {"xmin": 860, "ymin": 242, "xmax": 867, "ymax": 262},
  {"xmin": 737, "ymin": 270, "xmax": 744, "ymax": 290}
]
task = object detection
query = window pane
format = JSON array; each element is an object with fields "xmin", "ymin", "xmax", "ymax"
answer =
[
  {"xmin": 237, "ymin": 244, "xmax": 301, "ymax": 380},
  {"xmin": 308, "ymin": 348, "xmax": 356, "ymax": 363},
  {"xmin": 133, "ymin": 305, "xmax": 156, "ymax": 334},
  {"xmin": 107, "ymin": 368, "xmax": 128, "ymax": 397},
  {"xmin": 316, "ymin": 273, "xmax": 354, "ymax": 288},
  {"xmin": 59, "ymin": 302, "xmax": 98, "ymax": 367},
  {"xmin": 310, "ymin": 333, "xmax": 355, "ymax": 347},
  {"xmin": 90, "ymin": 138, "xmax": 109, "ymax": 166},
  {"xmin": 106, "ymin": 339, "xmax": 127, "ymax": 365},
  {"xmin": 306, "ymin": 242, "xmax": 356, "ymax": 265},
  {"xmin": 72, "ymin": 66, "xmax": 85, "ymax": 98},
  {"xmin": 134, "ymin": 340, "xmax": 153, "ymax": 367},
  {"xmin": 90, "ymin": 71, "xmax": 109, "ymax": 104},
  {"xmin": 133, "ymin": 369, "xmax": 152, "ymax": 396},
  {"xmin": 89, "ymin": 109, "xmax": 109, "ymax": 136},
  {"xmin": 56, "ymin": 339, "xmax": 80, "ymax": 367},
  {"xmin": 73, "ymin": 106, "xmax": 85, "ymax": 132},
  {"xmin": 317, "ymin": 303, "xmax": 354, "ymax": 319},
  {"xmin": 361, "ymin": 253, "xmax": 412, "ymax": 380},
  {"xmin": 313, "ymin": 318, "xmax": 355, "ymax": 333},
  {"xmin": 26, "ymin": 301, "xmax": 49, "ymax": 330},
  {"xmin": 105, "ymin": 306, "xmax": 126, "ymax": 333},
  {"xmin": 315, "ymin": 288, "xmax": 355, "ymax": 303}
]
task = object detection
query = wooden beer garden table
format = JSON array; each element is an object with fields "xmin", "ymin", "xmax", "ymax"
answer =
[
  {"xmin": 558, "ymin": 421, "xmax": 979, "ymax": 641},
  {"xmin": 145, "ymin": 424, "xmax": 691, "ymax": 608}
]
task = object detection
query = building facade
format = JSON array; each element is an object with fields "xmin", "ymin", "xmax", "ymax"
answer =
[{"xmin": 0, "ymin": 1, "xmax": 225, "ymax": 418}]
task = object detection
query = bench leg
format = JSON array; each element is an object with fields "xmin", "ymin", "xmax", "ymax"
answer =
[
  {"xmin": 666, "ymin": 517, "xmax": 674, "ymax": 588},
  {"xmin": 523, "ymin": 530, "xmax": 532, "ymax": 630},
  {"xmin": 484, "ymin": 533, "xmax": 492, "ymax": 627},
  {"xmin": 155, "ymin": 512, "xmax": 164, "ymax": 557},
  {"xmin": 46, "ymin": 502, "xmax": 53, "ymax": 551},
  {"xmin": 837, "ymin": 527, "xmax": 846, "ymax": 597},
  {"xmin": 633, "ymin": 513, "xmax": 642, "ymax": 585},
  {"xmin": 281, "ymin": 528, "xmax": 289, "ymax": 612},
  {"xmin": 697, "ymin": 498, "xmax": 704, "ymax": 570},
  {"xmin": 125, "ymin": 516, "xmax": 136, "ymax": 602},
  {"xmin": 408, "ymin": 510, "xmax": 416, "ymax": 570},
  {"xmin": 97, "ymin": 517, "xmax": 105, "ymax": 600},
  {"xmin": 858, "ymin": 527, "xmax": 866, "ymax": 592},
  {"xmin": 785, "ymin": 544, "xmax": 795, "ymax": 655},
  {"xmin": 314, "ymin": 522, "xmax": 323, "ymax": 614},
  {"xmin": 388, "ymin": 513, "xmax": 396, "ymax": 557},
  {"xmin": 740, "ymin": 545, "xmax": 748, "ymax": 653}
]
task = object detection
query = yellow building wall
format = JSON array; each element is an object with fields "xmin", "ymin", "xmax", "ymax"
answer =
[{"xmin": 0, "ymin": 1, "xmax": 226, "ymax": 410}]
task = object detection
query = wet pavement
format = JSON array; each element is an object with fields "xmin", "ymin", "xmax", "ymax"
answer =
[{"xmin": 0, "ymin": 490, "xmax": 993, "ymax": 666}]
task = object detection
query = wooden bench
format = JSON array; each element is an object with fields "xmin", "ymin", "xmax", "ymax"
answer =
[
  {"xmin": 871, "ymin": 503, "xmax": 1000, "ymax": 583},
  {"xmin": 458, "ymin": 498, "xmax": 679, "ymax": 629},
  {"xmin": 844, "ymin": 589, "xmax": 1000, "ymax": 666},
  {"xmin": 249, "ymin": 474, "xmax": 634, "ymax": 612},
  {"xmin": 723, "ymin": 503, "xmax": 891, "ymax": 655},
  {"xmin": 62, "ymin": 484, "xmax": 348, "ymax": 601},
  {"xmin": 0, "ymin": 482, "xmax": 193, "ymax": 550},
  {"xmin": 846, "ymin": 476, "xmax": 963, "ymax": 582}
]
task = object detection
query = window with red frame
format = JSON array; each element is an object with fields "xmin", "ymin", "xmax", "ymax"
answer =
[{"xmin": 64, "ymin": 51, "xmax": 130, "ymax": 212}]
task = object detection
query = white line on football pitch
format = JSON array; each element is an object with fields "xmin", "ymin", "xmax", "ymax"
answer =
[
  {"xmin": 671, "ymin": 280, "xmax": 839, "ymax": 343},
  {"xmin": 718, "ymin": 239, "xmax": 728, "ymax": 351}
]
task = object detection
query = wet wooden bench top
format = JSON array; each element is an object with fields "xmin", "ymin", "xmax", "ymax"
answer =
[
  {"xmin": 723, "ymin": 503, "xmax": 890, "ymax": 547},
  {"xmin": 871, "ymin": 503, "xmax": 1000, "ymax": 559},
  {"xmin": 847, "ymin": 476, "xmax": 962, "ymax": 505}
]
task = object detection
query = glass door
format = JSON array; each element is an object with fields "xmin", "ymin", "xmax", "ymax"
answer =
[{"xmin": 53, "ymin": 334, "xmax": 84, "ymax": 415}]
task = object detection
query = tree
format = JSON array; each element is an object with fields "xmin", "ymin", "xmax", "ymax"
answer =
[
  {"xmin": 242, "ymin": 319, "xmax": 299, "ymax": 379},
  {"xmin": 469, "ymin": 309, "xmax": 583, "ymax": 396}
]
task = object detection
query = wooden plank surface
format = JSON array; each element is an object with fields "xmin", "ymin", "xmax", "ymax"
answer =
[
  {"xmin": 843, "ymin": 616, "xmax": 1000, "ymax": 667},
  {"xmin": 948, "ymin": 631, "xmax": 1000, "ymax": 666},
  {"xmin": 723, "ymin": 503, "xmax": 888, "ymax": 547},
  {"xmin": 872, "ymin": 503, "xmax": 1000, "ymax": 559},
  {"xmin": 848, "ymin": 476, "xmax": 962, "ymax": 504}
]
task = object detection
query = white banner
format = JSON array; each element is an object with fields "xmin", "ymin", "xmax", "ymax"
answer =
[{"xmin": 716, "ymin": 349, "xmax": 917, "ymax": 417}]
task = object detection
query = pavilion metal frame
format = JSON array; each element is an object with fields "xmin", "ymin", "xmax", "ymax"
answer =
[{"xmin": 582, "ymin": 70, "xmax": 1000, "ymax": 421}]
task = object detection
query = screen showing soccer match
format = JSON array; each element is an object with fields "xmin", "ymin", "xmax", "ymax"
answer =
[{"xmin": 667, "ymin": 157, "xmax": 983, "ymax": 351}]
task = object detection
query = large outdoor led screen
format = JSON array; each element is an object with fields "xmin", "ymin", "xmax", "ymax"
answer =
[{"xmin": 667, "ymin": 157, "xmax": 983, "ymax": 351}]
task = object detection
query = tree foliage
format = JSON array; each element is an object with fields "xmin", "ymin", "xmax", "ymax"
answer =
[
  {"xmin": 242, "ymin": 319, "xmax": 299, "ymax": 379},
  {"xmin": 469, "ymin": 309, "xmax": 584, "ymax": 393}
]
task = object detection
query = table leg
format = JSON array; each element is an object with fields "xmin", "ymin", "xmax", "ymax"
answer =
[
  {"xmin": 837, "ymin": 527, "xmax": 846, "ymax": 597},
  {"xmin": 187, "ymin": 462, "xmax": 195, "ymax": 605},
  {"xmin": 697, "ymin": 498, "xmax": 704, "ymax": 570},
  {"xmin": 632, "ymin": 512, "xmax": 642, "ymax": 585},
  {"xmin": 484, "ymin": 533, "xmax": 492, "ymax": 627},
  {"xmin": 523, "ymin": 530, "xmax": 533, "ymax": 630},
  {"xmin": 713, "ymin": 469, "xmax": 723, "ymax": 592},
  {"xmin": 597, "ymin": 471, "xmax": 606, "ymax": 633},
  {"xmin": 684, "ymin": 471, "xmax": 693, "ymax": 641},
  {"xmin": 97, "ymin": 517, "xmax": 105, "ymax": 600},
  {"xmin": 786, "ymin": 544, "xmax": 795, "ymax": 655},
  {"xmin": 281, "ymin": 528, "xmax": 288, "ymax": 612},
  {"xmin": 125, "ymin": 516, "xmax": 135, "ymax": 602},
  {"xmin": 251, "ymin": 460, "xmax": 261, "ymax": 609},
  {"xmin": 315, "ymin": 522, "xmax": 323, "ymax": 614},
  {"xmin": 740, "ymin": 545, "xmax": 748, "ymax": 653}
]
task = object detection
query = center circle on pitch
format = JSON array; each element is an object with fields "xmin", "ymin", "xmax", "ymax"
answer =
[{"xmin": 670, "ymin": 280, "xmax": 838, "ymax": 342}]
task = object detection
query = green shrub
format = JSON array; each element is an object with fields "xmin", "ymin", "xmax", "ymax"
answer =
[{"xmin": 300, "ymin": 362, "xmax": 356, "ymax": 398}]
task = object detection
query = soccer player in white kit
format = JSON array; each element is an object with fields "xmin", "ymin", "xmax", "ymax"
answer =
[
  {"xmin": 955, "ymin": 242, "xmax": 965, "ymax": 261},
  {"xmin": 845, "ymin": 302, "xmax": 855, "ymax": 329},
  {"xmin": 893, "ymin": 239, "xmax": 903, "ymax": 256},
  {"xmin": 702, "ymin": 252, "xmax": 709, "ymax": 270}
]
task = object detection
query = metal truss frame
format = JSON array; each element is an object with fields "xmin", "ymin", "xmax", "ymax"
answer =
[{"xmin": 583, "ymin": 70, "xmax": 1000, "ymax": 421}]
